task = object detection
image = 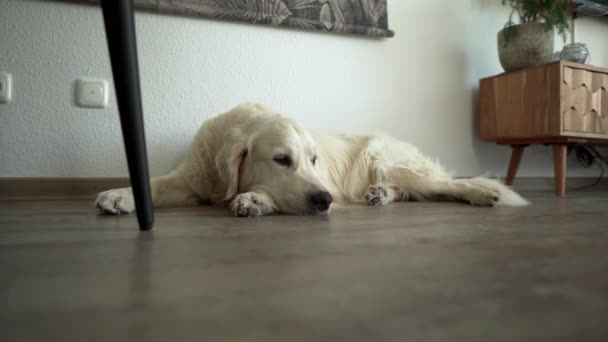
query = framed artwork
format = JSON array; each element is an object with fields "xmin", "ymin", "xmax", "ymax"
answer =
[{"xmin": 66, "ymin": 0, "xmax": 394, "ymax": 38}]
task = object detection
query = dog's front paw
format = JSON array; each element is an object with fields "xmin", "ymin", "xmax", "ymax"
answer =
[
  {"xmin": 230, "ymin": 192, "xmax": 272, "ymax": 217},
  {"xmin": 365, "ymin": 185, "xmax": 390, "ymax": 206},
  {"xmin": 95, "ymin": 189, "xmax": 135, "ymax": 215},
  {"xmin": 467, "ymin": 189, "xmax": 500, "ymax": 207}
]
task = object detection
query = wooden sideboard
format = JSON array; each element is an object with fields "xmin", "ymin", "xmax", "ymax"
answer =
[{"xmin": 479, "ymin": 61, "xmax": 608, "ymax": 196}]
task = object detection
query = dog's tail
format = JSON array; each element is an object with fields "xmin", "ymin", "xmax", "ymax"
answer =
[{"xmin": 467, "ymin": 177, "xmax": 529, "ymax": 207}]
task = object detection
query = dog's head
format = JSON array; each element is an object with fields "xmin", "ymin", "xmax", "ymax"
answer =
[{"xmin": 216, "ymin": 115, "xmax": 332, "ymax": 215}]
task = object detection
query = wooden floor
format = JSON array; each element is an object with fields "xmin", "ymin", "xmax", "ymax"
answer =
[{"xmin": 1, "ymin": 191, "xmax": 608, "ymax": 341}]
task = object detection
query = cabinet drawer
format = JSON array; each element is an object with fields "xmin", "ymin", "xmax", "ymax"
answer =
[{"xmin": 562, "ymin": 66, "xmax": 608, "ymax": 134}]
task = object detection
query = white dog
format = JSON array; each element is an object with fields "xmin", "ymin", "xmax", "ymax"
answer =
[{"xmin": 96, "ymin": 103, "xmax": 528, "ymax": 217}]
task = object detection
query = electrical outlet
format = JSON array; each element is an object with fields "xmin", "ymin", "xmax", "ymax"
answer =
[
  {"xmin": 76, "ymin": 78, "xmax": 108, "ymax": 108},
  {"xmin": 0, "ymin": 72, "xmax": 12, "ymax": 103}
]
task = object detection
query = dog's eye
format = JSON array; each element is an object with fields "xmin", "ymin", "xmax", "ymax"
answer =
[
  {"xmin": 312, "ymin": 156, "xmax": 317, "ymax": 165},
  {"xmin": 273, "ymin": 155, "xmax": 292, "ymax": 167}
]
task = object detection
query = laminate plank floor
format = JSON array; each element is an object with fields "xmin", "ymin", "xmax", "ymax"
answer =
[{"xmin": 1, "ymin": 191, "xmax": 607, "ymax": 341}]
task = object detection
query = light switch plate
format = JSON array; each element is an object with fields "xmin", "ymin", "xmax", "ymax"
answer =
[
  {"xmin": 0, "ymin": 72, "xmax": 12, "ymax": 103},
  {"xmin": 76, "ymin": 78, "xmax": 108, "ymax": 108}
]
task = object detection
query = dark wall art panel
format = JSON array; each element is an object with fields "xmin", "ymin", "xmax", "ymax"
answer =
[{"xmin": 66, "ymin": 0, "xmax": 394, "ymax": 38}]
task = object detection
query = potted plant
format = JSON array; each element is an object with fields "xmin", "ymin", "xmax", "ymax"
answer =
[{"xmin": 498, "ymin": 0, "xmax": 571, "ymax": 72}]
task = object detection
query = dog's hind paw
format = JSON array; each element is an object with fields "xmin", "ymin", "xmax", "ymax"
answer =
[
  {"xmin": 467, "ymin": 189, "xmax": 500, "ymax": 207},
  {"xmin": 365, "ymin": 185, "xmax": 390, "ymax": 206}
]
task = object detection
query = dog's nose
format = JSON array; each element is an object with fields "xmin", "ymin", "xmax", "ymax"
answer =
[{"xmin": 309, "ymin": 191, "xmax": 333, "ymax": 212}]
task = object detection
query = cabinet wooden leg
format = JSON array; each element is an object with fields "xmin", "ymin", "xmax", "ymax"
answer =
[
  {"xmin": 553, "ymin": 144, "xmax": 567, "ymax": 197},
  {"xmin": 506, "ymin": 145, "xmax": 528, "ymax": 186}
]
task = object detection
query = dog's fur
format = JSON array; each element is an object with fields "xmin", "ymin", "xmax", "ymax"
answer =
[{"xmin": 96, "ymin": 103, "xmax": 528, "ymax": 216}]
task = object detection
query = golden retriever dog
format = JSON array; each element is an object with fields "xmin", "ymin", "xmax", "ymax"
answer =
[{"xmin": 96, "ymin": 103, "xmax": 528, "ymax": 217}]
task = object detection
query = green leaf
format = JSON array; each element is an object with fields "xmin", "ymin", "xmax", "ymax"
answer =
[{"xmin": 501, "ymin": 0, "xmax": 570, "ymax": 42}]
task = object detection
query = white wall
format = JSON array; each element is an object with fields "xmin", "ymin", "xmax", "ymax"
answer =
[{"xmin": 1, "ymin": 0, "xmax": 607, "ymax": 178}]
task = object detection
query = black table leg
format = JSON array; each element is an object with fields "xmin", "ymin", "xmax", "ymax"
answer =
[{"xmin": 100, "ymin": 0, "xmax": 154, "ymax": 231}]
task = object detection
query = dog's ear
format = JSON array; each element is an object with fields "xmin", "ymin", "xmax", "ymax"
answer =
[{"xmin": 216, "ymin": 131, "xmax": 248, "ymax": 201}]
